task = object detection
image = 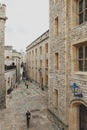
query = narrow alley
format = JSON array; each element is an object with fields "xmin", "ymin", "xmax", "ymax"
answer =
[{"xmin": 0, "ymin": 80, "xmax": 56, "ymax": 130}]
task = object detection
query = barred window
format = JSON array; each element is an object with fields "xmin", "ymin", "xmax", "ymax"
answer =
[
  {"xmin": 78, "ymin": 46, "xmax": 87, "ymax": 71},
  {"xmin": 79, "ymin": 0, "xmax": 87, "ymax": 24}
]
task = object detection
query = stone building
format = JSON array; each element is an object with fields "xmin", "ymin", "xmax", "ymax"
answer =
[
  {"xmin": 12, "ymin": 49, "xmax": 21, "ymax": 82},
  {"xmin": 0, "ymin": 4, "xmax": 7, "ymax": 108},
  {"xmin": 26, "ymin": 30, "xmax": 49, "ymax": 89},
  {"xmin": 21, "ymin": 51, "xmax": 26, "ymax": 64},
  {"xmin": 5, "ymin": 46, "xmax": 21, "ymax": 89},
  {"xmin": 5, "ymin": 69, "xmax": 16, "ymax": 91},
  {"xmin": 48, "ymin": 0, "xmax": 87, "ymax": 130},
  {"xmin": 5, "ymin": 46, "xmax": 13, "ymax": 65}
]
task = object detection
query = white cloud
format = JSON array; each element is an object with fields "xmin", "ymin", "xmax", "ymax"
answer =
[{"xmin": 0, "ymin": 0, "xmax": 49, "ymax": 52}]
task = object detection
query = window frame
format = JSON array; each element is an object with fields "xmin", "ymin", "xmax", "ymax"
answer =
[
  {"xmin": 54, "ymin": 16, "xmax": 58, "ymax": 36},
  {"xmin": 78, "ymin": 0, "xmax": 87, "ymax": 24},
  {"xmin": 54, "ymin": 52, "xmax": 59, "ymax": 71},
  {"xmin": 78, "ymin": 45, "xmax": 87, "ymax": 71}
]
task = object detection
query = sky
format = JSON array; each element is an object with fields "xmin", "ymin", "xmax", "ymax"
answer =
[{"xmin": 0, "ymin": 0, "xmax": 49, "ymax": 52}]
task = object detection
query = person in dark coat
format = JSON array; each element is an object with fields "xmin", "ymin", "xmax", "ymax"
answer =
[
  {"xmin": 26, "ymin": 84, "xmax": 28, "ymax": 89},
  {"xmin": 26, "ymin": 110, "xmax": 31, "ymax": 128}
]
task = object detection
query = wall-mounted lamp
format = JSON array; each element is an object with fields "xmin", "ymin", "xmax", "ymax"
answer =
[{"xmin": 71, "ymin": 83, "xmax": 83, "ymax": 98}]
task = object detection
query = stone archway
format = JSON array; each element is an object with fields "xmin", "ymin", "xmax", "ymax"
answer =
[{"xmin": 69, "ymin": 100, "xmax": 87, "ymax": 130}]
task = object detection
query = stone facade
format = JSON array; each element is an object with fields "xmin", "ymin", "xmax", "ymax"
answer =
[
  {"xmin": 5, "ymin": 69, "xmax": 16, "ymax": 90},
  {"xmin": 12, "ymin": 49, "xmax": 21, "ymax": 82},
  {"xmin": 5, "ymin": 46, "xmax": 21, "ymax": 89},
  {"xmin": 26, "ymin": 30, "xmax": 49, "ymax": 89},
  {"xmin": 5, "ymin": 46, "xmax": 13, "ymax": 65},
  {"xmin": 21, "ymin": 51, "xmax": 26, "ymax": 64},
  {"xmin": 48, "ymin": 0, "xmax": 87, "ymax": 130},
  {"xmin": 0, "ymin": 4, "xmax": 7, "ymax": 108}
]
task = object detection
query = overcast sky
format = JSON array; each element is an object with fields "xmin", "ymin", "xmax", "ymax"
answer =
[{"xmin": 0, "ymin": 0, "xmax": 49, "ymax": 52}]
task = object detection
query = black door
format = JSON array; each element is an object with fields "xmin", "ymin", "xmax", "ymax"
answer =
[{"xmin": 80, "ymin": 105, "xmax": 87, "ymax": 130}]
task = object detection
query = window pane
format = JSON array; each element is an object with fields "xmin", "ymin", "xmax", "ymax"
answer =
[
  {"xmin": 85, "ymin": 60, "xmax": 87, "ymax": 71},
  {"xmin": 85, "ymin": 0, "xmax": 87, "ymax": 8},
  {"xmin": 79, "ymin": 13, "xmax": 83, "ymax": 24},
  {"xmin": 85, "ymin": 46, "xmax": 87, "ymax": 58},
  {"xmin": 79, "ymin": 47, "xmax": 83, "ymax": 59},
  {"xmin": 79, "ymin": 0, "xmax": 83, "ymax": 12},
  {"xmin": 85, "ymin": 11, "xmax": 87, "ymax": 21},
  {"xmin": 79, "ymin": 60, "xmax": 83, "ymax": 71}
]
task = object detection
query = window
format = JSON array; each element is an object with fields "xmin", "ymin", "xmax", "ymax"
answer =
[
  {"xmin": 45, "ymin": 75, "xmax": 48, "ymax": 86},
  {"xmin": 78, "ymin": 45, "xmax": 87, "ymax": 71},
  {"xmin": 40, "ymin": 46, "xmax": 42, "ymax": 55},
  {"xmin": 45, "ymin": 59, "xmax": 48, "ymax": 69},
  {"xmin": 79, "ymin": 0, "xmax": 87, "ymax": 24},
  {"xmin": 45, "ymin": 43, "xmax": 48, "ymax": 53},
  {"xmin": 32, "ymin": 50, "xmax": 34, "ymax": 57},
  {"xmin": 54, "ymin": 17, "xmax": 58, "ymax": 36},
  {"xmin": 55, "ymin": 52, "xmax": 59, "ymax": 71},
  {"xmin": 35, "ymin": 48, "xmax": 37, "ymax": 56},
  {"xmin": 53, "ymin": 89, "xmax": 58, "ymax": 108}
]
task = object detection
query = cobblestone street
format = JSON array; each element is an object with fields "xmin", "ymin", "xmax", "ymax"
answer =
[{"xmin": 0, "ymin": 80, "xmax": 56, "ymax": 130}]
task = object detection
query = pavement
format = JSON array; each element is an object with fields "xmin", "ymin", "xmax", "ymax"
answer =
[{"xmin": 0, "ymin": 80, "xmax": 57, "ymax": 130}]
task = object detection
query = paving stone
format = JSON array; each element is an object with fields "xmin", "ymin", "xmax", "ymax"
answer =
[{"xmin": 0, "ymin": 80, "xmax": 57, "ymax": 130}]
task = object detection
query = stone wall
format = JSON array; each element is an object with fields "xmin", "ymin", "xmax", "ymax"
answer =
[
  {"xmin": 0, "ymin": 4, "xmax": 7, "ymax": 108},
  {"xmin": 49, "ymin": 0, "xmax": 87, "ymax": 130},
  {"xmin": 48, "ymin": 0, "xmax": 68, "ymax": 129},
  {"xmin": 5, "ymin": 46, "xmax": 13, "ymax": 65},
  {"xmin": 67, "ymin": 1, "xmax": 87, "ymax": 129},
  {"xmin": 26, "ymin": 30, "xmax": 49, "ymax": 89},
  {"xmin": 5, "ymin": 69, "xmax": 16, "ymax": 90}
]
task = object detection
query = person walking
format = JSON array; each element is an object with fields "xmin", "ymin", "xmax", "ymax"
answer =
[
  {"xmin": 26, "ymin": 84, "xmax": 28, "ymax": 89},
  {"xmin": 26, "ymin": 110, "xmax": 31, "ymax": 128}
]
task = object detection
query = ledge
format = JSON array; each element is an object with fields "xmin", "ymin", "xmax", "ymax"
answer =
[
  {"xmin": 73, "ymin": 72, "xmax": 87, "ymax": 76},
  {"xmin": 48, "ymin": 108, "xmax": 68, "ymax": 128}
]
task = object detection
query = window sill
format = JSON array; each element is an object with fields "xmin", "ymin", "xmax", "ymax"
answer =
[
  {"xmin": 73, "ymin": 71, "xmax": 87, "ymax": 75},
  {"xmin": 72, "ymin": 21, "xmax": 87, "ymax": 30}
]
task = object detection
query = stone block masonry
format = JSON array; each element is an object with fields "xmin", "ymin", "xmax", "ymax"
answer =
[
  {"xmin": 48, "ymin": 0, "xmax": 87, "ymax": 130},
  {"xmin": 0, "ymin": 4, "xmax": 7, "ymax": 108}
]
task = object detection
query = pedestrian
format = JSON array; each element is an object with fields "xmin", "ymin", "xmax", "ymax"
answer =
[
  {"xmin": 26, "ymin": 84, "xmax": 28, "ymax": 89},
  {"xmin": 26, "ymin": 110, "xmax": 31, "ymax": 128}
]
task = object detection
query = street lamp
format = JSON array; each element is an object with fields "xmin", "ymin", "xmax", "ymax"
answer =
[{"xmin": 71, "ymin": 83, "xmax": 83, "ymax": 98}]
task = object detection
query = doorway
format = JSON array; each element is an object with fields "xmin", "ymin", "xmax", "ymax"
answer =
[
  {"xmin": 80, "ymin": 105, "xmax": 87, "ymax": 130},
  {"xmin": 69, "ymin": 101, "xmax": 87, "ymax": 130}
]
